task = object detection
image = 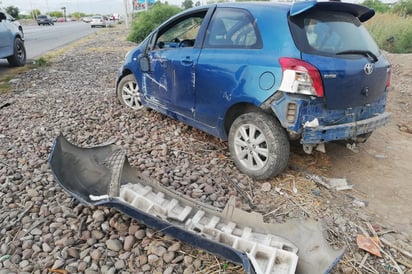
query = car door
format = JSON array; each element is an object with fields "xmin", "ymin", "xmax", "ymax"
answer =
[
  {"xmin": 0, "ymin": 12, "xmax": 11, "ymax": 54},
  {"xmin": 143, "ymin": 10, "xmax": 207, "ymax": 118}
]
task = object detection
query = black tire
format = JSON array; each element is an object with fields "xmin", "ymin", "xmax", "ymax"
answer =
[
  {"xmin": 117, "ymin": 74, "xmax": 144, "ymax": 110},
  {"xmin": 228, "ymin": 112, "xmax": 289, "ymax": 180},
  {"xmin": 7, "ymin": 38, "xmax": 26, "ymax": 67}
]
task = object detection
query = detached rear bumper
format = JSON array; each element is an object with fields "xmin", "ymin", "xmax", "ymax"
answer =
[
  {"xmin": 302, "ymin": 112, "xmax": 391, "ymax": 144},
  {"xmin": 48, "ymin": 135, "xmax": 344, "ymax": 274}
]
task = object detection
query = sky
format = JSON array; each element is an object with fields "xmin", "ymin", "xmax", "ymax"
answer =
[{"xmin": 0, "ymin": 0, "xmax": 181, "ymax": 16}]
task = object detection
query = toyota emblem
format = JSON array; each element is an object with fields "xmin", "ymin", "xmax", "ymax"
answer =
[{"xmin": 364, "ymin": 63, "xmax": 374, "ymax": 75}]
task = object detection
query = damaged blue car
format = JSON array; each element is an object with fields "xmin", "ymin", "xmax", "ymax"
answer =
[{"xmin": 115, "ymin": 1, "xmax": 391, "ymax": 179}]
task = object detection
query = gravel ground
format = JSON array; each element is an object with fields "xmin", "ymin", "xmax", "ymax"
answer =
[{"xmin": 1, "ymin": 26, "xmax": 411, "ymax": 274}]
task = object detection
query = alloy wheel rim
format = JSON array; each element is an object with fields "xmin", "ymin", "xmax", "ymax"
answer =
[
  {"xmin": 122, "ymin": 81, "xmax": 143, "ymax": 110},
  {"xmin": 17, "ymin": 44, "xmax": 24, "ymax": 61},
  {"xmin": 233, "ymin": 124, "xmax": 269, "ymax": 171}
]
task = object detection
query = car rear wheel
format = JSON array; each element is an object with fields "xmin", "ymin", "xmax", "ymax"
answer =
[
  {"xmin": 117, "ymin": 74, "xmax": 144, "ymax": 110},
  {"xmin": 228, "ymin": 112, "xmax": 289, "ymax": 179},
  {"xmin": 7, "ymin": 38, "xmax": 26, "ymax": 67}
]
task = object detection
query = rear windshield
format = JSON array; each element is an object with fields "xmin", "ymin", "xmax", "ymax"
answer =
[{"xmin": 290, "ymin": 11, "xmax": 380, "ymax": 57}]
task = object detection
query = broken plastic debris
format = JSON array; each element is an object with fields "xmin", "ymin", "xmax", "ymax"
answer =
[
  {"xmin": 89, "ymin": 194, "xmax": 110, "ymax": 201},
  {"xmin": 352, "ymin": 198, "xmax": 367, "ymax": 208},
  {"xmin": 292, "ymin": 180, "xmax": 298, "ymax": 193},
  {"xmin": 303, "ymin": 118, "xmax": 319, "ymax": 128},
  {"xmin": 274, "ymin": 187, "xmax": 284, "ymax": 195},
  {"xmin": 309, "ymin": 175, "xmax": 353, "ymax": 191},
  {"xmin": 357, "ymin": 235, "xmax": 382, "ymax": 257},
  {"xmin": 328, "ymin": 178, "xmax": 353, "ymax": 191},
  {"xmin": 48, "ymin": 134, "xmax": 345, "ymax": 274},
  {"xmin": 346, "ymin": 143, "xmax": 359, "ymax": 153},
  {"xmin": 316, "ymin": 143, "xmax": 326, "ymax": 153}
]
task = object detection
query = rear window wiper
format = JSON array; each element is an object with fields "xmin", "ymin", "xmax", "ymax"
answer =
[{"xmin": 336, "ymin": 50, "xmax": 378, "ymax": 63}]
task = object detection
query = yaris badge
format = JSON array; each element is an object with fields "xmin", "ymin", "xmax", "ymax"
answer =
[{"xmin": 364, "ymin": 63, "xmax": 374, "ymax": 75}]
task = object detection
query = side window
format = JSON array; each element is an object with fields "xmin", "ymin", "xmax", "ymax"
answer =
[
  {"xmin": 155, "ymin": 12, "xmax": 205, "ymax": 50},
  {"xmin": 204, "ymin": 8, "xmax": 262, "ymax": 49}
]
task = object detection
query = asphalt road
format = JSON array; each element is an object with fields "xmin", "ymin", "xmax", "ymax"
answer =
[{"xmin": 0, "ymin": 21, "xmax": 101, "ymax": 71}]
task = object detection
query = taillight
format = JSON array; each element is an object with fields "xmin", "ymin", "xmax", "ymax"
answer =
[
  {"xmin": 279, "ymin": 57, "xmax": 324, "ymax": 97},
  {"xmin": 386, "ymin": 65, "xmax": 391, "ymax": 88}
]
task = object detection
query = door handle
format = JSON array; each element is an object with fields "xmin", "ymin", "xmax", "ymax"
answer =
[{"xmin": 181, "ymin": 57, "xmax": 193, "ymax": 66}]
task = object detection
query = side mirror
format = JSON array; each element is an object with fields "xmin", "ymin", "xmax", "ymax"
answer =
[{"xmin": 138, "ymin": 55, "xmax": 150, "ymax": 72}]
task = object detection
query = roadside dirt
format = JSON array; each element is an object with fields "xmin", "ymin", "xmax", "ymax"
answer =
[{"xmin": 326, "ymin": 53, "xmax": 412, "ymax": 235}]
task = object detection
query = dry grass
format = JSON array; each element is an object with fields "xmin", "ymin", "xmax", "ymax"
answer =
[{"xmin": 366, "ymin": 13, "xmax": 412, "ymax": 53}]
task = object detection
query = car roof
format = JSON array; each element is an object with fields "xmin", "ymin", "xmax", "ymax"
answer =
[
  {"xmin": 186, "ymin": 2, "xmax": 291, "ymax": 13},
  {"xmin": 184, "ymin": 1, "xmax": 374, "ymax": 22}
]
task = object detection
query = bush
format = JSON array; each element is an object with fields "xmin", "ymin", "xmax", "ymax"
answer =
[
  {"xmin": 127, "ymin": 3, "xmax": 182, "ymax": 43},
  {"xmin": 392, "ymin": 0, "xmax": 412, "ymax": 16},
  {"xmin": 365, "ymin": 13, "xmax": 412, "ymax": 53}
]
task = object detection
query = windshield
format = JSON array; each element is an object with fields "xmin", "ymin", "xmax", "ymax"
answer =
[{"xmin": 291, "ymin": 11, "xmax": 380, "ymax": 57}]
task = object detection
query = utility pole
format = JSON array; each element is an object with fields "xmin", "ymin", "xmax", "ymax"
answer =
[
  {"xmin": 123, "ymin": 0, "xmax": 130, "ymax": 28},
  {"xmin": 30, "ymin": 0, "xmax": 36, "ymax": 20},
  {"xmin": 61, "ymin": 6, "xmax": 66, "ymax": 22}
]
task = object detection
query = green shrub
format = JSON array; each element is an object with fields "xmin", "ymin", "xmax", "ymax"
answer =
[
  {"xmin": 30, "ymin": 57, "xmax": 49, "ymax": 68},
  {"xmin": 127, "ymin": 3, "xmax": 182, "ymax": 43},
  {"xmin": 365, "ymin": 13, "xmax": 412, "ymax": 53},
  {"xmin": 361, "ymin": 0, "xmax": 390, "ymax": 13}
]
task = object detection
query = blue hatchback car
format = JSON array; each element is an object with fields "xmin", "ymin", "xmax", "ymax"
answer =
[{"xmin": 116, "ymin": 1, "xmax": 391, "ymax": 179}]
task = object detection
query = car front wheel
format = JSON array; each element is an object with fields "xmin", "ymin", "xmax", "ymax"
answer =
[
  {"xmin": 117, "ymin": 74, "xmax": 144, "ymax": 110},
  {"xmin": 7, "ymin": 38, "xmax": 26, "ymax": 67},
  {"xmin": 228, "ymin": 112, "xmax": 289, "ymax": 180}
]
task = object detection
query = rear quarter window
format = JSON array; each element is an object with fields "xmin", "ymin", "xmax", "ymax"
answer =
[
  {"xmin": 204, "ymin": 8, "xmax": 262, "ymax": 49},
  {"xmin": 290, "ymin": 11, "xmax": 380, "ymax": 57}
]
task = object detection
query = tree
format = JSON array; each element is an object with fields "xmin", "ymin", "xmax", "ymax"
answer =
[
  {"xmin": 5, "ymin": 6, "xmax": 19, "ymax": 18},
  {"xmin": 361, "ymin": 0, "xmax": 390, "ymax": 13},
  {"xmin": 128, "ymin": 3, "xmax": 181, "ymax": 43},
  {"xmin": 71, "ymin": 12, "xmax": 86, "ymax": 20},
  {"xmin": 31, "ymin": 9, "xmax": 41, "ymax": 18},
  {"xmin": 392, "ymin": 0, "xmax": 412, "ymax": 16},
  {"xmin": 182, "ymin": 0, "xmax": 193, "ymax": 9},
  {"xmin": 48, "ymin": 11, "xmax": 64, "ymax": 18}
]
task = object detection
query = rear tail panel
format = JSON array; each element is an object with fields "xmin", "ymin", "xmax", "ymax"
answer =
[{"xmin": 302, "ymin": 53, "xmax": 390, "ymax": 109}]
